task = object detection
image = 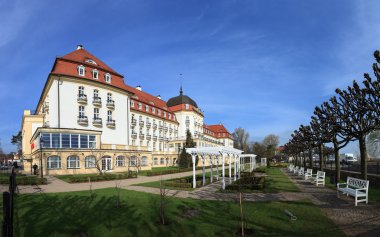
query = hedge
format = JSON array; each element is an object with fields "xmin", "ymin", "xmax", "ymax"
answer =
[
  {"xmin": 0, "ymin": 176, "xmax": 47, "ymax": 185},
  {"xmin": 68, "ymin": 172, "xmax": 137, "ymax": 183}
]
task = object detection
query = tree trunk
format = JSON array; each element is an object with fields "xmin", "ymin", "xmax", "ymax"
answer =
[
  {"xmin": 308, "ymin": 148, "xmax": 313, "ymax": 170},
  {"xmin": 319, "ymin": 144, "xmax": 324, "ymax": 171},
  {"xmin": 303, "ymin": 152, "xmax": 307, "ymax": 168},
  {"xmin": 333, "ymin": 140, "xmax": 340, "ymax": 183},
  {"xmin": 358, "ymin": 135, "xmax": 368, "ymax": 180}
]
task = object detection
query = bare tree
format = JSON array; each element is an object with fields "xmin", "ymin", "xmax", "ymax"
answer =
[{"xmin": 232, "ymin": 127, "xmax": 250, "ymax": 152}]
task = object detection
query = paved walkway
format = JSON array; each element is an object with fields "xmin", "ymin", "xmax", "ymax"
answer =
[{"xmin": 7, "ymin": 168, "xmax": 380, "ymax": 236}]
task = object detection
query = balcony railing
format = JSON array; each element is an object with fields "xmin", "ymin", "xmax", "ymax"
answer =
[
  {"xmin": 146, "ymin": 122, "xmax": 151, "ymax": 128},
  {"xmin": 131, "ymin": 133, "xmax": 137, "ymax": 139},
  {"xmin": 139, "ymin": 133, "xmax": 145, "ymax": 139},
  {"xmin": 153, "ymin": 136, "xmax": 158, "ymax": 141},
  {"xmin": 131, "ymin": 119, "xmax": 136, "ymax": 126},
  {"xmin": 92, "ymin": 97, "xmax": 102, "ymax": 106},
  {"xmin": 139, "ymin": 120, "xmax": 144, "ymax": 126},
  {"xmin": 158, "ymin": 125, "xmax": 163, "ymax": 130},
  {"xmin": 146, "ymin": 135, "xmax": 152, "ymax": 140},
  {"xmin": 77, "ymin": 116, "xmax": 88, "ymax": 125},
  {"xmin": 106, "ymin": 119, "xmax": 116, "ymax": 128},
  {"xmin": 153, "ymin": 124, "xmax": 157, "ymax": 129},
  {"xmin": 92, "ymin": 117, "xmax": 102, "ymax": 126},
  {"xmin": 164, "ymin": 127, "xmax": 168, "ymax": 132},
  {"xmin": 106, "ymin": 100, "xmax": 115, "ymax": 109},
  {"xmin": 77, "ymin": 94, "xmax": 87, "ymax": 103},
  {"xmin": 159, "ymin": 136, "xmax": 164, "ymax": 141},
  {"xmin": 169, "ymin": 128, "xmax": 173, "ymax": 133}
]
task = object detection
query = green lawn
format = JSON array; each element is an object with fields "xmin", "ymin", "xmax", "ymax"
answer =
[
  {"xmin": 138, "ymin": 166, "xmax": 181, "ymax": 176},
  {"xmin": 262, "ymin": 167, "xmax": 300, "ymax": 193},
  {"xmin": 13, "ymin": 188, "xmax": 344, "ymax": 237}
]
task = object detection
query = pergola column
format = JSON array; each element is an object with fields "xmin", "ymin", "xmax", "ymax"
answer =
[
  {"xmin": 192, "ymin": 154, "xmax": 197, "ymax": 188},
  {"xmin": 228, "ymin": 153, "xmax": 232, "ymax": 184},
  {"xmin": 250, "ymin": 156, "xmax": 253, "ymax": 171},
  {"xmin": 234, "ymin": 155, "xmax": 237, "ymax": 181},
  {"xmin": 222, "ymin": 153, "xmax": 226, "ymax": 189},
  {"xmin": 210, "ymin": 155, "xmax": 213, "ymax": 183},
  {"xmin": 216, "ymin": 155, "xmax": 219, "ymax": 181},
  {"xmin": 238, "ymin": 155, "xmax": 241, "ymax": 179},
  {"xmin": 202, "ymin": 153, "xmax": 206, "ymax": 186}
]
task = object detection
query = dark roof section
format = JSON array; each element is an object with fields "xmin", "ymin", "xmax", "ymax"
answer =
[{"xmin": 167, "ymin": 86, "xmax": 198, "ymax": 108}]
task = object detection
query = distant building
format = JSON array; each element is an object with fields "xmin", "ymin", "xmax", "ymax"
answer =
[{"xmin": 20, "ymin": 45, "xmax": 234, "ymax": 175}]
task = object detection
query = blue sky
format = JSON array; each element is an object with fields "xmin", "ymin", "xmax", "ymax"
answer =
[{"xmin": 0, "ymin": 0, "xmax": 379, "ymax": 154}]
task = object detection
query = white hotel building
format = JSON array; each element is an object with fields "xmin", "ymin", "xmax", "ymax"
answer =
[{"xmin": 21, "ymin": 46, "xmax": 234, "ymax": 175}]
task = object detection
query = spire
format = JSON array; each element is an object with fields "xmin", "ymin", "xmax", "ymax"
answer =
[{"xmin": 179, "ymin": 73, "xmax": 183, "ymax": 95}]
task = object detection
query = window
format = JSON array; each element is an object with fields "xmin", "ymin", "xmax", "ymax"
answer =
[
  {"xmin": 67, "ymin": 156, "xmax": 80, "ymax": 169},
  {"xmin": 107, "ymin": 93, "xmax": 112, "ymax": 102},
  {"xmin": 94, "ymin": 89, "xmax": 99, "ymax": 98},
  {"xmin": 89, "ymin": 135, "xmax": 96, "ymax": 148},
  {"xmin": 129, "ymin": 156, "xmax": 137, "ymax": 166},
  {"xmin": 166, "ymin": 158, "xmax": 169, "ymax": 165},
  {"xmin": 152, "ymin": 107, "xmax": 155, "ymax": 113},
  {"xmin": 145, "ymin": 105, "xmax": 149, "ymax": 112},
  {"xmin": 92, "ymin": 69, "xmax": 98, "ymax": 79},
  {"xmin": 80, "ymin": 135, "xmax": 88, "ymax": 148},
  {"xmin": 105, "ymin": 73, "xmax": 111, "ymax": 83},
  {"xmin": 78, "ymin": 86, "xmax": 85, "ymax": 96},
  {"xmin": 160, "ymin": 158, "xmax": 164, "ymax": 165},
  {"xmin": 158, "ymin": 109, "xmax": 161, "ymax": 116},
  {"xmin": 168, "ymin": 114, "xmax": 171, "ymax": 119},
  {"xmin": 94, "ymin": 108, "xmax": 99, "ymax": 119},
  {"xmin": 51, "ymin": 134, "xmax": 60, "ymax": 148},
  {"xmin": 62, "ymin": 134, "xmax": 70, "ymax": 148},
  {"xmin": 77, "ymin": 65, "xmax": 85, "ymax": 76},
  {"xmin": 153, "ymin": 157, "xmax": 158, "ymax": 165},
  {"xmin": 130, "ymin": 100, "xmax": 135, "ymax": 107},
  {"xmin": 79, "ymin": 106, "xmax": 85, "ymax": 118},
  {"xmin": 163, "ymin": 112, "xmax": 166, "ymax": 118},
  {"xmin": 116, "ymin": 156, "xmax": 125, "ymax": 167},
  {"xmin": 71, "ymin": 134, "xmax": 79, "ymax": 148},
  {"xmin": 47, "ymin": 156, "xmax": 61, "ymax": 169},
  {"xmin": 141, "ymin": 156, "xmax": 148, "ymax": 166},
  {"xmin": 185, "ymin": 104, "xmax": 189, "ymax": 109},
  {"xmin": 85, "ymin": 156, "xmax": 96, "ymax": 168},
  {"xmin": 107, "ymin": 110, "xmax": 112, "ymax": 122},
  {"xmin": 138, "ymin": 102, "xmax": 142, "ymax": 110}
]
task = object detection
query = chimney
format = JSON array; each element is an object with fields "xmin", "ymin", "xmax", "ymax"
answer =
[
  {"xmin": 135, "ymin": 85, "xmax": 142, "ymax": 91},
  {"xmin": 157, "ymin": 95, "xmax": 162, "ymax": 100},
  {"xmin": 76, "ymin": 45, "xmax": 84, "ymax": 50}
]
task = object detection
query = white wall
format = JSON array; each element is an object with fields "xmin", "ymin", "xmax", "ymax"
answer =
[{"xmin": 46, "ymin": 78, "xmax": 129, "ymax": 146}]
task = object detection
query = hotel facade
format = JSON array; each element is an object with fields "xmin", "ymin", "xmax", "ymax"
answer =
[{"xmin": 21, "ymin": 46, "xmax": 234, "ymax": 175}]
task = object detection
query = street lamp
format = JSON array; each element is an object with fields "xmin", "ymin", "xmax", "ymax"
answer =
[{"xmin": 40, "ymin": 137, "xmax": 44, "ymax": 179}]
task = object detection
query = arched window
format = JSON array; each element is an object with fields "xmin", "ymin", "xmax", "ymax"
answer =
[
  {"xmin": 85, "ymin": 156, "xmax": 96, "ymax": 168},
  {"xmin": 166, "ymin": 157, "xmax": 169, "ymax": 165},
  {"xmin": 129, "ymin": 156, "xmax": 137, "ymax": 166},
  {"xmin": 153, "ymin": 157, "xmax": 158, "ymax": 165},
  {"xmin": 160, "ymin": 158, "xmax": 164, "ymax": 165},
  {"xmin": 116, "ymin": 156, "xmax": 125, "ymax": 167},
  {"xmin": 67, "ymin": 156, "xmax": 80, "ymax": 169},
  {"xmin": 47, "ymin": 156, "xmax": 61, "ymax": 169}
]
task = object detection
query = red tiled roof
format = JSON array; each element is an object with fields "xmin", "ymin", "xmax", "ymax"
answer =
[
  {"xmin": 50, "ymin": 47, "xmax": 177, "ymax": 122},
  {"xmin": 207, "ymin": 124, "xmax": 229, "ymax": 134}
]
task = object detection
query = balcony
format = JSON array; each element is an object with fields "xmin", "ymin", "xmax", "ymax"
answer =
[
  {"xmin": 92, "ymin": 97, "xmax": 102, "ymax": 106},
  {"xmin": 106, "ymin": 119, "xmax": 116, "ymax": 128},
  {"xmin": 106, "ymin": 100, "xmax": 115, "ymax": 109},
  {"xmin": 153, "ymin": 124, "xmax": 157, "ymax": 130},
  {"xmin": 158, "ymin": 125, "xmax": 163, "ymax": 131},
  {"xmin": 185, "ymin": 119, "xmax": 190, "ymax": 125},
  {"xmin": 153, "ymin": 136, "xmax": 158, "ymax": 141},
  {"xmin": 77, "ymin": 94, "xmax": 87, "ymax": 104},
  {"xmin": 131, "ymin": 132, "xmax": 137, "ymax": 139},
  {"xmin": 169, "ymin": 128, "xmax": 173, "ymax": 133},
  {"xmin": 164, "ymin": 127, "xmax": 168, "ymax": 132},
  {"xmin": 139, "ymin": 120, "xmax": 144, "ymax": 127},
  {"xmin": 164, "ymin": 137, "xmax": 169, "ymax": 142},
  {"xmin": 131, "ymin": 119, "xmax": 136, "ymax": 126},
  {"xmin": 77, "ymin": 116, "xmax": 88, "ymax": 125},
  {"xmin": 146, "ymin": 122, "xmax": 151, "ymax": 128},
  {"xmin": 139, "ymin": 133, "xmax": 145, "ymax": 139},
  {"xmin": 146, "ymin": 135, "xmax": 152, "ymax": 140},
  {"xmin": 92, "ymin": 117, "xmax": 102, "ymax": 126},
  {"xmin": 159, "ymin": 136, "xmax": 164, "ymax": 141}
]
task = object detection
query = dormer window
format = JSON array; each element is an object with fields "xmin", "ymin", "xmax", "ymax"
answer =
[
  {"xmin": 130, "ymin": 100, "xmax": 135, "ymax": 107},
  {"xmin": 105, "ymin": 73, "xmax": 111, "ymax": 83},
  {"xmin": 163, "ymin": 112, "xmax": 166, "ymax": 118},
  {"xmin": 158, "ymin": 109, "xmax": 161, "ymax": 116},
  {"xmin": 152, "ymin": 107, "xmax": 155, "ymax": 114},
  {"xmin": 185, "ymin": 104, "xmax": 190, "ymax": 110},
  {"xmin": 85, "ymin": 59, "xmax": 97, "ymax": 65},
  {"xmin": 92, "ymin": 69, "xmax": 99, "ymax": 79},
  {"xmin": 77, "ymin": 65, "xmax": 85, "ymax": 76},
  {"xmin": 138, "ymin": 102, "xmax": 142, "ymax": 110},
  {"xmin": 145, "ymin": 105, "xmax": 149, "ymax": 112}
]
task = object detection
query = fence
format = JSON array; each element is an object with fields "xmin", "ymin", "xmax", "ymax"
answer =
[{"xmin": 2, "ymin": 167, "xmax": 16, "ymax": 237}]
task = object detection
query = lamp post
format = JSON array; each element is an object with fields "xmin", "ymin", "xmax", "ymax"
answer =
[{"xmin": 40, "ymin": 137, "xmax": 44, "ymax": 179}]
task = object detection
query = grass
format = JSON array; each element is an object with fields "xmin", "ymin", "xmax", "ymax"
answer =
[
  {"xmin": 138, "ymin": 166, "xmax": 181, "ymax": 176},
  {"xmin": 0, "ymin": 175, "xmax": 47, "ymax": 185},
  {"xmin": 13, "ymin": 188, "xmax": 344, "ymax": 237},
  {"xmin": 55, "ymin": 172, "xmax": 137, "ymax": 183},
  {"xmin": 264, "ymin": 167, "xmax": 300, "ymax": 193}
]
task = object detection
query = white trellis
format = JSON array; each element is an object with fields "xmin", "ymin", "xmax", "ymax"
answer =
[
  {"xmin": 186, "ymin": 147, "xmax": 243, "ymax": 190},
  {"xmin": 239, "ymin": 154, "xmax": 257, "ymax": 172}
]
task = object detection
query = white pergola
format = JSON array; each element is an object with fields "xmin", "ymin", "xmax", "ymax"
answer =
[
  {"xmin": 239, "ymin": 154, "xmax": 258, "ymax": 172},
  {"xmin": 185, "ymin": 147, "xmax": 243, "ymax": 189}
]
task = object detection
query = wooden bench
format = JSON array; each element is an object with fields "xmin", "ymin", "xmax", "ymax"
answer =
[
  {"xmin": 304, "ymin": 168, "xmax": 313, "ymax": 180},
  {"xmin": 337, "ymin": 177, "xmax": 369, "ymax": 206},
  {"xmin": 311, "ymin": 171, "xmax": 325, "ymax": 186},
  {"xmin": 298, "ymin": 167, "xmax": 304, "ymax": 176}
]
